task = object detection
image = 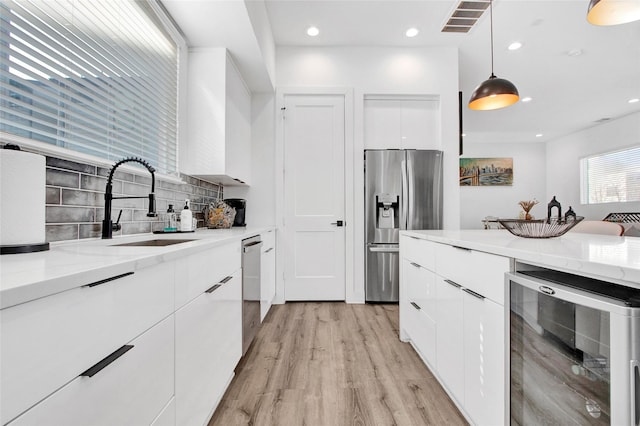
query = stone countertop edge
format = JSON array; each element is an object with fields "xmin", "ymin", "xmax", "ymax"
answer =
[
  {"xmin": 401, "ymin": 229, "xmax": 640, "ymax": 289},
  {"xmin": 0, "ymin": 227, "xmax": 274, "ymax": 310}
]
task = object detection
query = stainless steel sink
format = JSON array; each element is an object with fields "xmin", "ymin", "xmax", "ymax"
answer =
[{"xmin": 111, "ymin": 239, "xmax": 196, "ymax": 247}]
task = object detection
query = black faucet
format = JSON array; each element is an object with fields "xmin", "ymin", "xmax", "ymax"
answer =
[{"xmin": 102, "ymin": 157, "xmax": 157, "ymax": 239}]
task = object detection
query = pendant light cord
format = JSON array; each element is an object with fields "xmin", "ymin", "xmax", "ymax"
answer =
[{"xmin": 489, "ymin": 0, "xmax": 495, "ymax": 77}]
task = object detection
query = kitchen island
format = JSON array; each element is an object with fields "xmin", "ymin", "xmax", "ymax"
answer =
[
  {"xmin": 399, "ymin": 229, "xmax": 639, "ymax": 426},
  {"xmin": 402, "ymin": 229, "xmax": 640, "ymax": 288}
]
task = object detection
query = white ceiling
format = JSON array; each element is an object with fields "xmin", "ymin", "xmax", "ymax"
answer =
[{"xmin": 164, "ymin": 0, "xmax": 640, "ymax": 145}]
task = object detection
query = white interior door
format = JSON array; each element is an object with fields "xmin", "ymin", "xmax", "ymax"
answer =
[{"xmin": 283, "ymin": 94, "xmax": 345, "ymax": 301}]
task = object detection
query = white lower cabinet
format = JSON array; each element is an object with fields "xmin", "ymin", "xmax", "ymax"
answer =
[
  {"xmin": 400, "ymin": 235, "xmax": 508, "ymax": 425},
  {"xmin": 463, "ymin": 289, "xmax": 505, "ymax": 426},
  {"xmin": 401, "ymin": 258, "xmax": 437, "ymax": 367},
  {"xmin": 260, "ymin": 230, "xmax": 276, "ymax": 321},
  {"xmin": 151, "ymin": 398, "xmax": 175, "ymax": 426},
  {"xmin": 175, "ymin": 269, "xmax": 242, "ymax": 426},
  {"xmin": 435, "ymin": 276, "xmax": 464, "ymax": 404},
  {"xmin": 10, "ymin": 315, "xmax": 175, "ymax": 426},
  {"xmin": 0, "ymin": 261, "xmax": 175, "ymax": 425}
]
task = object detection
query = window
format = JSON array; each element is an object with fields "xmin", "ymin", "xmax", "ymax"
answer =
[
  {"xmin": 0, "ymin": 0, "xmax": 180, "ymax": 175},
  {"xmin": 581, "ymin": 145, "xmax": 640, "ymax": 204}
]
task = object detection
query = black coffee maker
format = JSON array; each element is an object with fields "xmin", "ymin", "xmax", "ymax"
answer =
[{"xmin": 224, "ymin": 198, "xmax": 246, "ymax": 227}]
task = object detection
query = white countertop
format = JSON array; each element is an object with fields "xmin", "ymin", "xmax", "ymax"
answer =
[
  {"xmin": 0, "ymin": 227, "xmax": 273, "ymax": 310},
  {"xmin": 402, "ymin": 229, "xmax": 640, "ymax": 289}
]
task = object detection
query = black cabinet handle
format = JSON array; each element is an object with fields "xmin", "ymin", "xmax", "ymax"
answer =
[
  {"xmin": 462, "ymin": 288, "xmax": 485, "ymax": 300},
  {"xmin": 410, "ymin": 262, "xmax": 421, "ymax": 268},
  {"xmin": 206, "ymin": 276, "xmax": 232, "ymax": 293},
  {"xmin": 205, "ymin": 284, "xmax": 222, "ymax": 293},
  {"xmin": 410, "ymin": 301, "xmax": 421, "ymax": 310},
  {"xmin": 265, "ymin": 247, "xmax": 274, "ymax": 253},
  {"xmin": 80, "ymin": 345, "xmax": 134, "ymax": 377},
  {"xmin": 444, "ymin": 279, "xmax": 462, "ymax": 289},
  {"xmin": 83, "ymin": 272, "xmax": 134, "ymax": 288},
  {"xmin": 452, "ymin": 245, "xmax": 471, "ymax": 252}
]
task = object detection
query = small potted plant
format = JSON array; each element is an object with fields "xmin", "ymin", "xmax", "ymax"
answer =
[{"xmin": 518, "ymin": 199, "xmax": 539, "ymax": 220}]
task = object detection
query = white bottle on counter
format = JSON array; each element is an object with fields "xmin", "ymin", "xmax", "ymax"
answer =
[{"xmin": 180, "ymin": 200, "xmax": 193, "ymax": 232}]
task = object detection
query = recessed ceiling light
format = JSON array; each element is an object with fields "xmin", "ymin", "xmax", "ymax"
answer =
[
  {"xmin": 406, "ymin": 28, "xmax": 419, "ymax": 38},
  {"xmin": 508, "ymin": 42, "xmax": 522, "ymax": 50},
  {"xmin": 629, "ymin": 98, "xmax": 640, "ymax": 104},
  {"xmin": 535, "ymin": 134, "xmax": 543, "ymax": 138},
  {"xmin": 567, "ymin": 48, "xmax": 583, "ymax": 57},
  {"xmin": 306, "ymin": 26, "xmax": 319, "ymax": 37},
  {"xmin": 521, "ymin": 97, "xmax": 532, "ymax": 103}
]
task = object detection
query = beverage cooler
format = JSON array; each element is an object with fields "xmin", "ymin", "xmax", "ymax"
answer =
[{"xmin": 507, "ymin": 267, "xmax": 640, "ymax": 425}]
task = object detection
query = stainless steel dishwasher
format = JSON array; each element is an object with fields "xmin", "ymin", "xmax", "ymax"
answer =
[{"xmin": 242, "ymin": 235, "xmax": 262, "ymax": 355}]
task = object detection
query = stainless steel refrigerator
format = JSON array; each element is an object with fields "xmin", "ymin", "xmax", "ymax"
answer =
[{"xmin": 365, "ymin": 149, "xmax": 443, "ymax": 302}]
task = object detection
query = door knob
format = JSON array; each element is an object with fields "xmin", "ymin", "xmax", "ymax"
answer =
[{"xmin": 331, "ymin": 220, "xmax": 344, "ymax": 227}]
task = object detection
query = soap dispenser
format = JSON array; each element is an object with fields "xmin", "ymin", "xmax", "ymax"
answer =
[
  {"xmin": 180, "ymin": 200, "xmax": 193, "ymax": 232},
  {"xmin": 164, "ymin": 204, "xmax": 177, "ymax": 232}
]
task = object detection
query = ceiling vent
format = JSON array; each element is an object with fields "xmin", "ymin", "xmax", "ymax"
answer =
[{"xmin": 442, "ymin": 1, "xmax": 491, "ymax": 33}]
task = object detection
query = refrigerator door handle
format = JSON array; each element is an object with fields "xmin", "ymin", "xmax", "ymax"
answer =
[
  {"xmin": 368, "ymin": 246, "xmax": 400, "ymax": 253},
  {"xmin": 401, "ymin": 159, "xmax": 408, "ymax": 229},
  {"xmin": 406, "ymin": 155, "xmax": 415, "ymax": 229}
]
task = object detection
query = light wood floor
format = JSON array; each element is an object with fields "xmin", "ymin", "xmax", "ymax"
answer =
[{"xmin": 209, "ymin": 302, "xmax": 467, "ymax": 426}]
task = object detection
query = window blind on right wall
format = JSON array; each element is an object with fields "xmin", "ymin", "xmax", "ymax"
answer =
[{"xmin": 581, "ymin": 145, "xmax": 640, "ymax": 204}]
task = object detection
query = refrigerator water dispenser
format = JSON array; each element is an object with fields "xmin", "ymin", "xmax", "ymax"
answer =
[{"xmin": 376, "ymin": 193, "xmax": 399, "ymax": 229}]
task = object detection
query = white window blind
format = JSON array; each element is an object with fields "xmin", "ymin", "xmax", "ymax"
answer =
[
  {"xmin": 581, "ymin": 145, "xmax": 640, "ymax": 204},
  {"xmin": 0, "ymin": 0, "xmax": 179, "ymax": 175}
]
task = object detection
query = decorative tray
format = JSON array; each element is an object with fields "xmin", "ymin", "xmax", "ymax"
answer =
[{"xmin": 498, "ymin": 217, "xmax": 584, "ymax": 239}]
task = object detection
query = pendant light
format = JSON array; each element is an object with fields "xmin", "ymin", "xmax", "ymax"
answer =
[
  {"xmin": 468, "ymin": 0, "xmax": 519, "ymax": 111},
  {"xmin": 587, "ymin": 0, "xmax": 640, "ymax": 25}
]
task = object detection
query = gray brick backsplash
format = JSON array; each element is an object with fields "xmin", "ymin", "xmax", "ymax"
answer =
[
  {"xmin": 46, "ymin": 224, "xmax": 79, "ymax": 242},
  {"xmin": 46, "ymin": 187, "xmax": 61, "ymax": 204},
  {"xmin": 97, "ymin": 167, "xmax": 134, "ymax": 183},
  {"xmin": 79, "ymin": 223, "xmax": 102, "ymax": 239},
  {"xmin": 43, "ymin": 154, "xmax": 222, "ymax": 242},
  {"xmin": 81, "ymin": 174, "xmax": 122, "ymax": 193},
  {"xmin": 61, "ymin": 189, "xmax": 104, "ymax": 207},
  {"xmin": 121, "ymin": 221, "xmax": 152, "ymax": 235},
  {"xmin": 134, "ymin": 174, "xmax": 152, "ymax": 186},
  {"xmin": 121, "ymin": 181, "xmax": 152, "ymax": 197},
  {"xmin": 46, "ymin": 169, "xmax": 80, "ymax": 188},
  {"xmin": 110, "ymin": 197, "xmax": 145, "ymax": 209},
  {"xmin": 46, "ymin": 157, "xmax": 96, "ymax": 174},
  {"xmin": 46, "ymin": 206, "xmax": 96, "ymax": 223}
]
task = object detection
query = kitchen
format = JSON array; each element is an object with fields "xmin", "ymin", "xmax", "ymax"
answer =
[{"xmin": 1, "ymin": 0, "xmax": 639, "ymax": 425}]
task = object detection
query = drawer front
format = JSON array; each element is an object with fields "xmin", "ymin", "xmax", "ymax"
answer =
[
  {"xmin": 151, "ymin": 398, "xmax": 175, "ymax": 426},
  {"xmin": 1, "ymin": 262, "xmax": 174, "ymax": 425},
  {"xmin": 436, "ymin": 244, "xmax": 509, "ymax": 305},
  {"xmin": 175, "ymin": 242, "xmax": 241, "ymax": 308},
  {"xmin": 404, "ymin": 300, "xmax": 437, "ymax": 368},
  {"xmin": 10, "ymin": 315, "xmax": 175, "ymax": 426},
  {"xmin": 261, "ymin": 229, "xmax": 275, "ymax": 250},
  {"xmin": 404, "ymin": 260, "xmax": 437, "ymax": 322},
  {"xmin": 400, "ymin": 235, "xmax": 436, "ymax": 271},
  {"xmin": 175, "ymin": 269, "xmax": 242, "ymax": 426}
]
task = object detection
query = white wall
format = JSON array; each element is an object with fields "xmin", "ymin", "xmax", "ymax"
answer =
[
  {"xmin": 460, "ymin": 142, "xmax": 546, "ymax": 229},
  {"xmin": 545, "ymin": 112, "xmax": 640, "ymax": 220},
  {"xmin": 276, "ymin": 46, "xmax": 459, "ymax": 303},
  {"xmin": 223, "ymin": 93, "xmax": 276, "ymax": 227}
]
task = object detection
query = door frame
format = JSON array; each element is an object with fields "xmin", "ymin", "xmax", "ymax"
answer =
[{"xmin": 274, "ymin": 87, "xmax": 355, "ymax": 303}]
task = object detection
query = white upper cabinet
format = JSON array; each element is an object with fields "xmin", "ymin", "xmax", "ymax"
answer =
[
  {"xmin": 182, "ymin": 48, "xmax": 251, "ymax": 185},
  {"xmin": 364, "ymin": 97, "xmax": 440, "ymax": 150}
]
